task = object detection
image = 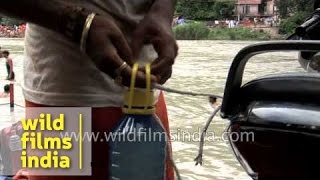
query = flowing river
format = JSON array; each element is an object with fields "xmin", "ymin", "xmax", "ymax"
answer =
[{"xmin": 0, "ymin": 38, "xmax": 304, "ymax": 179}]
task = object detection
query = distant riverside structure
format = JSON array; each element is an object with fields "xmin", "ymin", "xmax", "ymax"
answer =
[{"xmin": 235, "ymin": 0, "xmax": 279, "ymax": 27}]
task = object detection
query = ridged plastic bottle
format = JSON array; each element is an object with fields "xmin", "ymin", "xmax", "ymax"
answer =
[{"xmin": 109, "ymin": 63, "xmax": 167, "ymax": 180}]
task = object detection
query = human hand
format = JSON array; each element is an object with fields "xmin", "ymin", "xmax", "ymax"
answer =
[
  {"xmin": 84, "ymin": 14, "xmax": 154, "ymax": 87},
  {"xmin": 131, "ymin": 13, "xmax": 178, "ymax": 84}
]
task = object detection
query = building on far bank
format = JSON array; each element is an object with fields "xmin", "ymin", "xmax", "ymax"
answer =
[{"xmin": 235, "ymin": 0, "xmax": 278, "ymax": 26}]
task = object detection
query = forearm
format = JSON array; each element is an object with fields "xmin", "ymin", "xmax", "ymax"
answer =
[
  {"xmin": 150, "ymin": 0, "xmax": 176, "ymax": 24},
  {"xmin": 0, "ymin": 0, "xmax": 88, "ymax": 43}
]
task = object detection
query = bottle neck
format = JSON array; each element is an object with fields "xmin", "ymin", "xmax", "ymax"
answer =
[{"xmin": 122, "ymin": 88, "xmax": 155, "ymax": 115}]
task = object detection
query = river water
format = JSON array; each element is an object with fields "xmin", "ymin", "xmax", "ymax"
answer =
[{"xmin": 0, "ymin": 38, "xmax": 304, "ymax": 179}]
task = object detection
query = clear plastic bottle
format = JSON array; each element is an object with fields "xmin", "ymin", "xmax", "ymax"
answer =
[{"xmin": 109, "ymin": 63, "xmax": 167, "ymax": 180}]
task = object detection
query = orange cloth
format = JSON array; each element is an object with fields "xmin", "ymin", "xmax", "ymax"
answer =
[{"xmin": 17, "ymin": 91, "xmax": 174, "ymax": 180}]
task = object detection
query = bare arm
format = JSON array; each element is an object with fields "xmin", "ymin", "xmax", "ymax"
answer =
[
  {"xmin": 0, "ymin": 0, "xmax": 152, "ymax": 87},
  {"xmin": 149, "ymin": 0, "xmax": 177, "ymax": 24}
]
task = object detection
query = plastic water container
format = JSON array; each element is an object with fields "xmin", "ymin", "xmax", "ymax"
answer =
[{"xmin": 109, "ymin": 63, "xmax": 167, "ymax": 180}]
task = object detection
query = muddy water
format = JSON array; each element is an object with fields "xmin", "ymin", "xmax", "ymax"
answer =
[{"xmin": 0, "ymin": 39, "xmax": 304, "ymax": 179}]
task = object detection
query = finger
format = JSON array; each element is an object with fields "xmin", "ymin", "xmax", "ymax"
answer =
[
  {"xmin": 150, "ymin": 37, "xmax": 177, "ymax": 75},
  {"xmin": 105, "ymin": 53, "xmax": 157, "ymax": 88},
  {"xmin": 151, "ymin": 34, "xmax": 178, "ymax": 59},
  {"xmin": 156, "ymin": 67, "xmax": 172, "ymax": 84},
  {"xmin": 97, "ymin": 41, "xmax": 127, "ymax": 78},
  {"xmin": 151, "ymin": 56, "xmax": 175, "ymax": 76},
  {"xmin": 136, "ymin": 71, "xmax": 157, "ymax": 88},
  {"xmin": 120, "ymin": 67, "xmax": 156, "ymax": 88},
  {"xmin": 110, "ymin": 30, "xmax": 133, "ymax": 65}
]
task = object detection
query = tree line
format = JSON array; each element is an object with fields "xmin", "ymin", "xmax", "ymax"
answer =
[
  {"xmin": 175, "ymin": 0, "xmax": 316, "ymax": 34},
  {"xmin": 0, "ymin": 17, "xmax": 24, "ymax": 26},
  {"xmin": 276, "ymin": 0, "xmax": 315, "ymax": 34},
  {"xmin": 175, "ymin": 0, "xmax": 315, "ymax": 20},
  {"xmin": 276, "ymin": 0, "xmax": 313, "ymax": 18},
  {"xmin": 175, "ymin": 0, "xmax": 234, "ymax": 20}
]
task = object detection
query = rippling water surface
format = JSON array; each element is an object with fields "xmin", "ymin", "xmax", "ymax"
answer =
[{"xmin": 0, "ymin": 38, "xmax": 304, "ymax": 179}]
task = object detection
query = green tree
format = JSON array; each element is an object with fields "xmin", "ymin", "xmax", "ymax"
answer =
[
  {"xmin": 0, "ymin": 17, "xmax": 24, "ymax": 26},
  {"xmin": 276, "ymin": 0, "xmax": 290, "ymax": 18},
  {"xmin": 175, "ymin": 0, "xmax": 234, "ymax": 20},
  {"xmin": 275, "ymin": 0, "xmax": 313, "ymax": 18},
  {"xmin": 276, "ymin": 0, "xmax": 314, "ymax": 34},
  {"xmin": 213, "ymin": 1, "xmax": 234, "ymax": 19},
  {"xmin": 279, "ymin": 11, "xmax": 309, "ymax": 34}
]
